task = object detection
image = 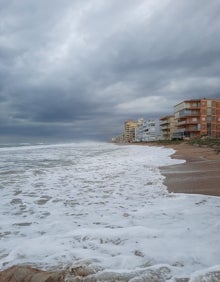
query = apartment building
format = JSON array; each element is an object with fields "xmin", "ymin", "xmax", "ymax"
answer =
[
  {"xmin": 111, "ymin": 133, "xmax": 124, "ymax": 143},
  {"xmin": 160, "ymin": 115, "xmax": 176, "ymax": 140},
  {"xmin": 124, "ymin": 120, "xmax": 139, "ymax": 143},
  {"xmin": 136, "ymin": 118, "xmax": 161, "ymax": 142},
  {"xmin": 173, "ymin": 98, "xmax": 220, "ymax": 139}
]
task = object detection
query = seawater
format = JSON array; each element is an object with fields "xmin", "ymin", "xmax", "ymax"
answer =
[{"xmin": 0, "ymin": 142, "xmax": 220, "ymax": 280}]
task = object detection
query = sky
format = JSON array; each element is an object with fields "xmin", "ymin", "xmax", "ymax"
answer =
[{"xmin": 1, "ymin": 0, "xmax": 220, "ymax": 142}]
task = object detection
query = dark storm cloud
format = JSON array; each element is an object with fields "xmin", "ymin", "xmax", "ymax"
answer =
[{"xmin": 1, "ymin": 0, "xmax": 220, "ymax": 141}]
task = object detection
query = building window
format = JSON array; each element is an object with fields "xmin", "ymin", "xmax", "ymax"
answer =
[{"xmin": 207, "ymin": 100, "xmax": 212, "ymax": 107}]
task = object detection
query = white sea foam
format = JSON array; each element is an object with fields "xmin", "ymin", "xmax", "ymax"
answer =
[{"xmin": 0, "ymin": 142, "xmax": 220, "ymax": 280}]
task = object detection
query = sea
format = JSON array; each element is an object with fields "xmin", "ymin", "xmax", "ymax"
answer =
[{"xmin": 0, "ymin": 142, "xmax": 220, "ymax": 281}]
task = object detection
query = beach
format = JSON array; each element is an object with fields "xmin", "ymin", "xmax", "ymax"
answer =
[
  {"xmin": 1, "ymin": 142, "xmax": 220, "ymax": 281},
  {"xmin": 160, "ymin": 143, "xmax": 220, "ymax": 196}
]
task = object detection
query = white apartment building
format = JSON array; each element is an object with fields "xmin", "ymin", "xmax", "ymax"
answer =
[{"xmin": 136, "ymin": 118, "xmax": 161, "ymax": 142}]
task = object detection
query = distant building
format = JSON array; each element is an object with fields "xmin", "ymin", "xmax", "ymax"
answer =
[
  {"xmin": 111, "ymin": 133, "xmax": 124, "ymax": 143},
  {"xmin": 124, "ymin": 120, "xmax": 139, "ymax": 143},
  {"xmin": 173, "ymin": 98, "xmax": 220, "ymax": 139},
  {"xmin": 112, "ymin": 98, "xmax": 220, "ymax": 143},
  {"xmin": 160, "ymin": 115, "xmax": 176, "ymax": 140},
  {"xmin": 136, "ymin": 118, "xmax": 161, "ymax": 142}
]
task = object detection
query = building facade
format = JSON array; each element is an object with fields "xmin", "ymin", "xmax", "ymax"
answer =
[
  {"xmin": 136, "ymin": 118, "xmax": 161, "ymax": 142},
  {"xmin": 173, "ymin": 98, "xmax": 220, "ymax": 139},
  {"xmin": 124, "ymin": 120, "xmax": 139, "ymax": 143},
  {"xmin": 111, "ymin": 133, "xmax": 124, "ymax": 143},
  {"xmin": 160, "ymin": 115, "xmax": 176, "ymax": 140}
]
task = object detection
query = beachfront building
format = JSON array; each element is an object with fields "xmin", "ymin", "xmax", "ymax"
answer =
[
  {"xmin": 160, "ymin": 115, "xmax": 176, "ymax": 140},
  {"xmin": 136, "ymin": 118, "xmax": 161, "ymax": 142},
  {"xmin": 111, "ymin": 133, "xmax": 124, "ymax": 143},
  {"xmin": 173, "ymin": 98, "xmax": 220, "ymax": 139},
  {"xmin": 124, "ymin": 120, "xmax": 139, "ymax": 143}
]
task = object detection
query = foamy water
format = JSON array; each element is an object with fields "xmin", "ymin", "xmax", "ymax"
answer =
[{"xmin": 0, "ymin": 142, "xmax": 220, "ymax": 280}]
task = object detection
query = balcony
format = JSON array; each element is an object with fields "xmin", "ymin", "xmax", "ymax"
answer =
[
  {"xmin": 160, "ymin": 125, "xmax": 170, "ymax": 130},
  {"xmin": 178, "ymin": 120, "xmax": 199, "ymax": 125},
  {"xmin": 179, "ymin": 110, "xmax": 200, "ymax": 117},
  {"xmin": 160, "ymin": 121, "xmax": 169, "ymax": 126},
  {"xmin": 185, "ymin": 102, "xmax": 201, "ymax": 109},
  {"xmin": 178, "ymin": 120, "xmax": 186, "ymax": 125},
  {"xmin": 177, "ymin": 125, "xmax": 200, "ymax": 132}
]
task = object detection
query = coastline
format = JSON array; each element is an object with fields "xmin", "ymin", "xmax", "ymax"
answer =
[
  {"xmin": 160, "ymin": 143, "xmax": 220, "ymax": 196},
  {"xmin": 1, "ymin": 142, "xmax": 220, "ymax": 281}
]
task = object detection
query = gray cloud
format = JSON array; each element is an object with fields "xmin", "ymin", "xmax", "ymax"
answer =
[{"xmin": 1, "ymin": 0, "xmax": 220, "ymax": 142}]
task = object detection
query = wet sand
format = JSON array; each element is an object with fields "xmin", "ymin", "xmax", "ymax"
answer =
[
  {"xmin": 132, "ymin": 141, "xmax": 220, "ymax": 196},
  {"xmin": 160, "ymin": 143, "xmax": 220, "ymax": 196}
]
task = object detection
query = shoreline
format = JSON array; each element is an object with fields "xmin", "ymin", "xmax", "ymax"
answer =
[
  {"xmin": 1, "ymin": 143, "xmax": 220, "ymax": 281},
  {"xmin": 159, "ymin": 143, "xmax": 220, "ymax": 196}
]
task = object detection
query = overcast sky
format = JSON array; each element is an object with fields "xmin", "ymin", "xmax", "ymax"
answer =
[{"xmin": 1, "ymin": 0, "xmax": 220, "ymax": 142}]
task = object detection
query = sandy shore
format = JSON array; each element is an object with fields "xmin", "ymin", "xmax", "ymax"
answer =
[{"xmin": 160, "ymin": 143, "xmax": 220, "ymax": 196}]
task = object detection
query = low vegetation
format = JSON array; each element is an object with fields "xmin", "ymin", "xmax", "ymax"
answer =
[
  {"xmin": 187, "ymin": 138, "xmax": 220, "ymax": 147},
  {"xmin": 140, "ymin": 138, "xmax": 220, "ymax": 149}
]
